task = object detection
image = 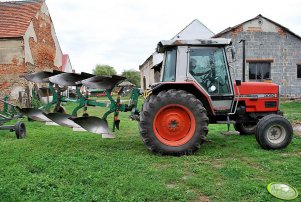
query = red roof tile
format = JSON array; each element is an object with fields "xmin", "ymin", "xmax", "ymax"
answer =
[{"xmin": 0, "ymin": 0, "xmax": 44, "ymax": 38}]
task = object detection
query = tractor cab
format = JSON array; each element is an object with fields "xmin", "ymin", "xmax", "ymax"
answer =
[{"xmin": 156, "ymin": 39, "xmax": 235, "ymax": 114}]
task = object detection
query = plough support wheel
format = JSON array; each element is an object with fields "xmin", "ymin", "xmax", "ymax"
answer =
[{"xmin": 15, "ymin": 121, "xmax": 26, "ymax": 139}]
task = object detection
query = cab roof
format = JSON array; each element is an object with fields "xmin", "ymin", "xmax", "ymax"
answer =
[{"xmin": 157, "ymin": 38, "xmax": 232, "ymax": 53}]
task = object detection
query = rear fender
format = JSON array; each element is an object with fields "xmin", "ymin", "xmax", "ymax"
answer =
[{"xmin": 150, "ymin": 82, "xmax": 215, "ymax": 115}]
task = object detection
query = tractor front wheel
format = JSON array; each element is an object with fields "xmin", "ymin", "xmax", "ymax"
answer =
[
  {"xmin": 139, "ymin": 89, "xmax": 208, "ymax": 156},
  {"xmin": 255, "ymin": 114, "xmax": 293, "ymax": 149}
]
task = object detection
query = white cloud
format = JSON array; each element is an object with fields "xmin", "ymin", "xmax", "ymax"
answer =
[{"xmin": 44, "ymin": 0, "xmax": 301, "ymax": 74}]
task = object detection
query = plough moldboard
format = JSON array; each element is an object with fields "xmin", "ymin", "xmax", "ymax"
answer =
[{"xmin": 20, "ymin": 70, "xmax": 141, "ymax": 137}]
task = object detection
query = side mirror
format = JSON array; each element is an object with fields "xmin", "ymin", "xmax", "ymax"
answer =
[
  {"xmin": 236, "ymin": 79, "xmax": 241, "ymax": 86},
  {"xmin": 226, "ymin": 46, "xmax": 236, "ymax": 62},
  {"xmin": 231, "ymin": 47, "xmax": 236, "ymax": 60}
]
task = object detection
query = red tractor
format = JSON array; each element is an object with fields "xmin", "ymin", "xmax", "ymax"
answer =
[{"xmin": 139, "ymin": 39, "xmax": 293, "ymax": 155}]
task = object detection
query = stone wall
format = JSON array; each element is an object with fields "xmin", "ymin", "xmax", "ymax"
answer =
[
  {"xmin": 219, "ymin": 21, "xmax": 301, "ymax": 97},
  {"xmin": 139, "ymin": 55, "xmax": 154, "ymax": 90}
]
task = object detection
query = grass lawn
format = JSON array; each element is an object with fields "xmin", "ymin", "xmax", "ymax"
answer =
[{"xmin": 0, "ymin": 100, "xmax": 301, "ymax": 201}]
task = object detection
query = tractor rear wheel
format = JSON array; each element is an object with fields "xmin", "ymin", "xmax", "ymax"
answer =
[
  {"xmin": 139, "ymin": 89, "xmax": 208, "ymax": 156},
  {"xmin": 255, "ymin": 114, "xmax": 293, "ymax": 150},
  {"xmin": 234, "ymin": 122, "xmax": 257, "ymax": 135}
]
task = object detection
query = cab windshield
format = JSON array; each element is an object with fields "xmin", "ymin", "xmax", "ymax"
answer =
[{"xmin": 189, "ymin": 47, "xmax": 231, "ymax": 95}]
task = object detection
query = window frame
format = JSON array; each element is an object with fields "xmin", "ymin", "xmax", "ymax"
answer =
[
  {"xmin": 297, "ymin": 64, "xmax": 301, "ymax": 79},
  {"xmin": 248, "ymin": 61, "xmax": 271, "ymax": 81}
]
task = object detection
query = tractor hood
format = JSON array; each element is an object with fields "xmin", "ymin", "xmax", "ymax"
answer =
[{"xmin": 234, "ymin": 82, "xmax": 279, "ymax": 98}]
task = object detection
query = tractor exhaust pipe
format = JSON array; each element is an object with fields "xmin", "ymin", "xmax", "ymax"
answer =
[{"xmin": 239, "ymin": 39, "xmax": 246, "ymax": 82}]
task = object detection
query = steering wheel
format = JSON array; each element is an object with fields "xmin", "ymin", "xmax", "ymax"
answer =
[
  {"xmin": 201, "ymin": 73, "xmax": 226, "ymax": 92},
  {"xmin": 198, "ymin": 69, "xmax": 214, "ymax": 89},
  {"xmin": 214, "ymin": 75, "xmax": 226, "ymax": 86}
]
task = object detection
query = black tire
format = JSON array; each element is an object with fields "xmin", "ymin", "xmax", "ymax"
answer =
[
  {"xmin": 234, "ymin": 122, "xmax": 257, "ymax": 135},
  {"xmin": 15, "ymin": 121, "xmax": 26, "ymax": 139},
  {"xmin": 82, "ymin": 113, "xmax": 89, "ymax": 117},
  {"xmin": 53, "ymin": 106, "xmax": 66, "ymax": 114},
  {"xmin": 255, "ymin": 114, "xmax": 293, "ymax": 150},
  {"xmin": 139, "ymin": 89, "xmax": 209, "ymax": 156}
]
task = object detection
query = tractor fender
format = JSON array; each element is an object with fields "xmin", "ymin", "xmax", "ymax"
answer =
[{"xmin": 149, "ymin": 82, "xmax": 215, "ymax": 115}]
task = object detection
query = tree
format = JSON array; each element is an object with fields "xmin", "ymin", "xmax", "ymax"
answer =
[
  {"xmin": 121, "ymin": 69, "xmax": 140, "ymax": 87},
  {"xmin": 92, "ymin": 64, "xmax": 117, "ymax": 76}
]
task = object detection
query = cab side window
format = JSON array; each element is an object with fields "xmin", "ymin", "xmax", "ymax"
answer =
[{"xmin": 162, "ymin": 49, "xmax": 177, "ymax": 82}]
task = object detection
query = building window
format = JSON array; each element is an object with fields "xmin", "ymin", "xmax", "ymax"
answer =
[
  {"xmin": 249, "ymin": 62, "xmax": 271, "ymax": 81},
  {"xmin": 297, "ymin": 65, "xmax": 301, "ymax": 79}
]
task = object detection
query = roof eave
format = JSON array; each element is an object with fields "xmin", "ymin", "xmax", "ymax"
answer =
[
  {"xmin": 0, "ymin": 36, "xmax": 23, "ymax": 40},
  {"xmin": 213, "ymin": 14, "xmax": 301, "ymax": 40}
]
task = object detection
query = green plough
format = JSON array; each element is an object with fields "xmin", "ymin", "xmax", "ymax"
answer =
[{"xmin": 19, "ymin": 71, "xmax": 141, "ymax": 136}]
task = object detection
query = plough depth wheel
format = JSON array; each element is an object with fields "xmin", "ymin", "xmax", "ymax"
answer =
[{"xmin": 15, "ymin": 121, "xmax": 26, "ymax": 139}]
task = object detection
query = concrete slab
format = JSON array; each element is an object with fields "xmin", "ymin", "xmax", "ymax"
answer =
[
  {"xmin": 45, "ymin": 121, "xmax": 59, "ymax": 126},
  {"xmin": 102, "ymin": 133, "xmax": 116, "ymax": 139},
  {"xmin": 73, "ymin": 127, "xmax": 87, "ymax": 132}
]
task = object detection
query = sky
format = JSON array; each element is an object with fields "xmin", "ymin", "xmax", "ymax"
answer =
[{"xmin": 41, "ymin": 0, "xmax": 301, "ymax": 74}]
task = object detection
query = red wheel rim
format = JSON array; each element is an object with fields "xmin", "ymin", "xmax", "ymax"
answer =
[{"xmin": 153, "ymin": 104, "xmax": 196, "ymax": 146}]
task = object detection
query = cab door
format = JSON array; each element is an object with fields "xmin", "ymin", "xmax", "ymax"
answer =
[{"xmin": 188, "ymin": 47, "xmax": 234, "ymax": 114}]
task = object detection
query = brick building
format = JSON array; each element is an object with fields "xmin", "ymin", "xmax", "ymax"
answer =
[
  {"xmin": 214, "ymin": 15, "xmax": 301, "ymax": 97},
  {"xmin": 0, "ymin": 0, "xmax": 63, "ymax": 100}
]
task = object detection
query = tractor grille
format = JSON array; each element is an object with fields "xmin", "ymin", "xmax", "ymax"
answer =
[{"xmin": 265, "ymin": 101, "xmax": 277, "ymax": 108}]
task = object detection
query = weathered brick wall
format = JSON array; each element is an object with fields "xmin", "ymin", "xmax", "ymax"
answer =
[
  {"xmin": 0, "ymin": 8, "xmax": 61, "ymax": 106},
  {"xmin": 220, "ymin": 30, "xmax": 301, "ymax": 97},
  {"xmin": 0, "ymin": 39, "xmax": 25, "ymax": 101},
  {"xmin": 28, "ymin": 12, "xmax": 58, "ymax": 71}
]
